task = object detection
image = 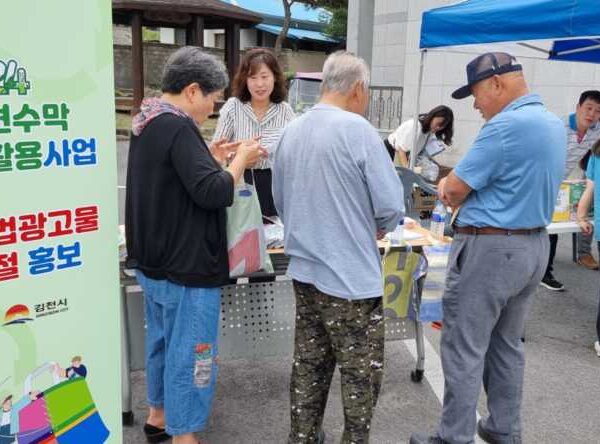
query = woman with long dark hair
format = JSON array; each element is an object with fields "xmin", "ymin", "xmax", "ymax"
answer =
[
  {"xmin": 213, "ymin": 48, "xmax": 295, "ymax": 218},
  {"xmin": 385, "ymin": 105, "xmax": 454, "ymax": 181}
]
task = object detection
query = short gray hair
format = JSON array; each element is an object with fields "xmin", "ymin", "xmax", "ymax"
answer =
[
  {"xmin": 321, "ymin": 51, "xmax": 370, "ymax": 94},
  {"xmin": 161, "ymin": 46, "xmax": 229, "ymax": 95}
]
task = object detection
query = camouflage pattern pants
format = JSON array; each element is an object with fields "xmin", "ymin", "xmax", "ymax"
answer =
[{"xmin": 288, "ymin": 280, "xmax": 384, "ymax": 444}]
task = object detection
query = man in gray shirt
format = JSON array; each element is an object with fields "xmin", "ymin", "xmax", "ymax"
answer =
[
  {"xmin": 273, "ymin": 51, "xmax": 404, "ymax": 443},
  {"xmin": 542, "ymin": 90, "xmax": 600, "ymax": 291}
]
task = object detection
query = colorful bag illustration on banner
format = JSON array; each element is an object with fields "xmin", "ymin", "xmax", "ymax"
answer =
[
  {"xmin": 7, "ymin": 361, "xmax": 109, "ymax": 444},
  {"xmin": 382, "ymin": 248, "xmax": 426, "ymax": 320},
  {"xmin": 226, "ymin": 182, "xmax": 272, "ymax": 277}
]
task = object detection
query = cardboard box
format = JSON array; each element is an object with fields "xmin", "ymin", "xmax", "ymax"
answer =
[{"xmin": 412, "ymin": 187, "xmax": 436, "ymax": 211}]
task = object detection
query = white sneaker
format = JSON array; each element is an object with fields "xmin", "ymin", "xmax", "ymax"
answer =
[{"xmin": 594, "ymin": 341, "xmax": 600, "ymax": 357}]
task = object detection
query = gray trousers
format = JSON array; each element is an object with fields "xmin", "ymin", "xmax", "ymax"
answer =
[
  {"xmin": 438, "ymin": 231, "xmax": 548, "ymax": 444},
  {"xmin": 578, "ymin": 230, "xmax": 594, "ymax": 255}
]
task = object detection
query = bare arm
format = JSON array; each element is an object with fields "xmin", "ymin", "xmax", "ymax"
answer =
[
  {"xmin": 226, "ymin": 139, "xmax": 266, "ymax": 184},
  {"xmin": 394, "ymin": 149, "xmax": 409, "ymax": 168},
  {"xmin": 438, "ymin": 171, "xmax": 472, "ymax": 209},
  {"xmin": 576, "ymin": 179, "xmax": 594, "ymax": 234}
]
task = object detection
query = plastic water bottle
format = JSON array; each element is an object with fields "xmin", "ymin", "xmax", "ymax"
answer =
[
  {"xmin": 389, "ymin": 218, "xmax": 405, "ymax": 246},
  {"xmin": 430, "ymin": 201, "xmax": 447, "ymax": 239}
]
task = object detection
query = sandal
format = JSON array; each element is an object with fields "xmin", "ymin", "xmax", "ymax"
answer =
[{"xmin": 143, "ymin": 423, "xmax": 171, "ymax": 443}]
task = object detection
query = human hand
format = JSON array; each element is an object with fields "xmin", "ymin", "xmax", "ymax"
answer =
[
  {"xmin": 209, "ymin": 138, "xmax": 240, "ymax": 165},
  {"xmin": 437, "ymin": 177, "xmax": 451, "ymax": 206},
  {"xmin": 578, "ymin": 219, "xmax": 593, "ymax": 235},
  {"xmin": 237, "ymin": 139, "xmax": 267, "ymax": 168},
  {"xmin": 404, "ymin": 217, "xmax": 417, "ymax": 229}
]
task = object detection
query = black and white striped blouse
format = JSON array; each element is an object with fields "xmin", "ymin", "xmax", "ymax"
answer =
[{"xmin": 213, "ymin": 97, "xmax": 295, "ymax": 170}]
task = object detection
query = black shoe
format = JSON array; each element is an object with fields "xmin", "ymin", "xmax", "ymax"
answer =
[
  {"xmin": 477, "ymin": 419, "xmax": 522, "ymax": 444},
  {"xmin": 143, "ymin": 423, "xmax": 170, "ymax": 444},
  {"xmin": 409, "ymin": 432, "xmax": 449, "ymax": 444},
  {"xmin": 539, "ymin": 274, "xmax": 564, "ymax": 291}
]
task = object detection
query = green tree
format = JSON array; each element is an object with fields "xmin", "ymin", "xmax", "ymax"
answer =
[
  {"xmin": 321, "ymin": 6, "xmax": 347, "ymax": 39},
  {"xmin": 274, "ymin": 0, "xmax": 348, "ymax": 55}
]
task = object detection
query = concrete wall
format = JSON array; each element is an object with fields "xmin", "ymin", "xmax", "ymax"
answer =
[
  {"xmin": 371, "ymin": 0, "xmax": 408, "ymax": 87},
  {"xmin": 347, "ymin": 0, "xmax": 374, "ymax": 67},
  {"xmin": 348, "ymin": 0, "xmax": 408, "ymax": 86},
  {"xmin": 200, "ymin": 29, "xmax": 258, "ymax": 50},
  {"xmin": 241, "ymin": 29, "xmax": 258, "ymax": 50},
  {"xmin": 350, "ymin": 0, "xmax": 600, "ymax": 166}
]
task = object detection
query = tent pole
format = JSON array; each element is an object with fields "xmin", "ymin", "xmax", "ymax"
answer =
[
  {"xmin": 410, "ymin": 49, "xmax": 427, "ymax": 170},
  {"xmin": 555, "ymin": 42, "xmax": 600, "ymax": 57}
]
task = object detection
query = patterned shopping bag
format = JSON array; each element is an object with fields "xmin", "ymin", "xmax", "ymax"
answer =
[{"xmin": 226, "ymin": 182, "xmax": 272, "ymax": 277}]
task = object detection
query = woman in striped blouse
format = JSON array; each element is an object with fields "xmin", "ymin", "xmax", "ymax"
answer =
[{"xmin": 213, "ymin": 48, "xmax": 295, "ymax": 217}]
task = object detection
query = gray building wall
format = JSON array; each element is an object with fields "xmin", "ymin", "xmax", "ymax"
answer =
[
  {"xmin": 371, "ymin": 0, "xmax": 408, "ymax": 87},
  {"xmin": 347, "ymin": 0, "xmax": 374, "ymax": 67},
  {"xmin": 349, "ymin": 0, "xmax": 600, "ymax": 167}
]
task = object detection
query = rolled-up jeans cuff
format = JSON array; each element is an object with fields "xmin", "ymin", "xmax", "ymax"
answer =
[{"xmin": 147, "ymin": 400, "xmax": 163, "ymax": 409}]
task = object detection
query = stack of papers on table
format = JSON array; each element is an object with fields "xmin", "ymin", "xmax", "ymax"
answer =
[
  {"xmin": 384, "ymin": 229, "xmax": 425, "ymax": 242},
  {"xmin": 404, "ymin": 229, "xmax": 425, "ymax": 241}
]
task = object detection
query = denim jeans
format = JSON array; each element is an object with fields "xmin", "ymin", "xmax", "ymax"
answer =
[{"xmin": 136, "ymin": 270, "xmax": 221, "ymax": 436}]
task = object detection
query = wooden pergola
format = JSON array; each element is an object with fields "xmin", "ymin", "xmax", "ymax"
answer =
[{"xmin": 112, "ymin": 0, "xmax": 262, "ymax": 114}]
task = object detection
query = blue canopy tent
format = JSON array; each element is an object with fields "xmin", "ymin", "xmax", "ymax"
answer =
[{"xmin": 408, "ymin": 0, "xmax": 600, "ymax": 167}]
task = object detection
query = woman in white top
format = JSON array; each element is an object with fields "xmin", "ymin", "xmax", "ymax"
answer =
[
  {"xmin": 385, "ymin": 105, "xmax": 454, "ymax": 181},
  {"xmin": 213, "ymin": 48, "xmax": 295, "ymax": 217}
]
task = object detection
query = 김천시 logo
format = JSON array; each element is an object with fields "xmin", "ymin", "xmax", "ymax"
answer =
[
  {"xmin": 3, "ymin": 304, "xmax": 34, "ymax": 326},
  {"xmin": 0, "ymin": 59, "xmax": 31, "ymax": 96}
]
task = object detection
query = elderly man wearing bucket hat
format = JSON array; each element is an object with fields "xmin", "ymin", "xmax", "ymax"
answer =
[{"xmin": 410, "ymin": 53, "xmax": 565, "ymax": 444}]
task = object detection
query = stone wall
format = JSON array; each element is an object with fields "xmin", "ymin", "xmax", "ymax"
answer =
[
  {"xmin": 280, "ymin": 49, "xmax": 328, "ymax": 73},
  {"xmin": 113, "ymin": 43, "xmax": 225, "ymax": 91},
  {"xmin": 113, "ymin": 42, "xmax": 329, "ymax": 91}
]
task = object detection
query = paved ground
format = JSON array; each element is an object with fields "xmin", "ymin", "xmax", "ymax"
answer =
[{"xmin": 118, "ymin": 141, "xmax": 600, "ymax": 444}]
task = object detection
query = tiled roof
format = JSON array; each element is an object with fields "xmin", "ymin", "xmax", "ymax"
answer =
[{"xmin": 112, "ymin": 0, "xmax": 263, "ymax": 24}]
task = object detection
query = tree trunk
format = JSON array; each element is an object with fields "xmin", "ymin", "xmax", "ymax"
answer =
[{"xmin": 274, "ymin": 0, "xmax": 293, "ymax": 56}]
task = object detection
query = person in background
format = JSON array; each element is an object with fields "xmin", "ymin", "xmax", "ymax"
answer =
[
  {"xmin": 273, "ymin": 51, "xmax": 404, "ymax": 444},
  {"xmin": 126, "ymin": 47, "xmax": 263, "ymax": 444},
  {"xmin": 213, "ymin": 48, "xmax": 295, "ymax": 218},
  {"xmin": 0, "ymin": 395, "xmax": 14, "ymax": 444},
  {"xmin": 54, "ymin": 355, "xmax": 87, "ymax": 379},
  {"xmin": 576, "ymin": 138, "xmax": 600, "ymax": 357},
  {"xmin": 410, "ymin": 52, "xmax": 565, "ymax": 444},
  {"xmin": 385, "ymin": 105, "xmax": 454, "ymax": 182},
  {"xmin": 542, "ymin": 90, "xmax": 600, "ymax": 291}
]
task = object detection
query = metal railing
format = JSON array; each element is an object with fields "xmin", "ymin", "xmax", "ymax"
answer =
[{"xmin": 366, "ymin": 86, "xmax": 403, "ymax": 132}]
